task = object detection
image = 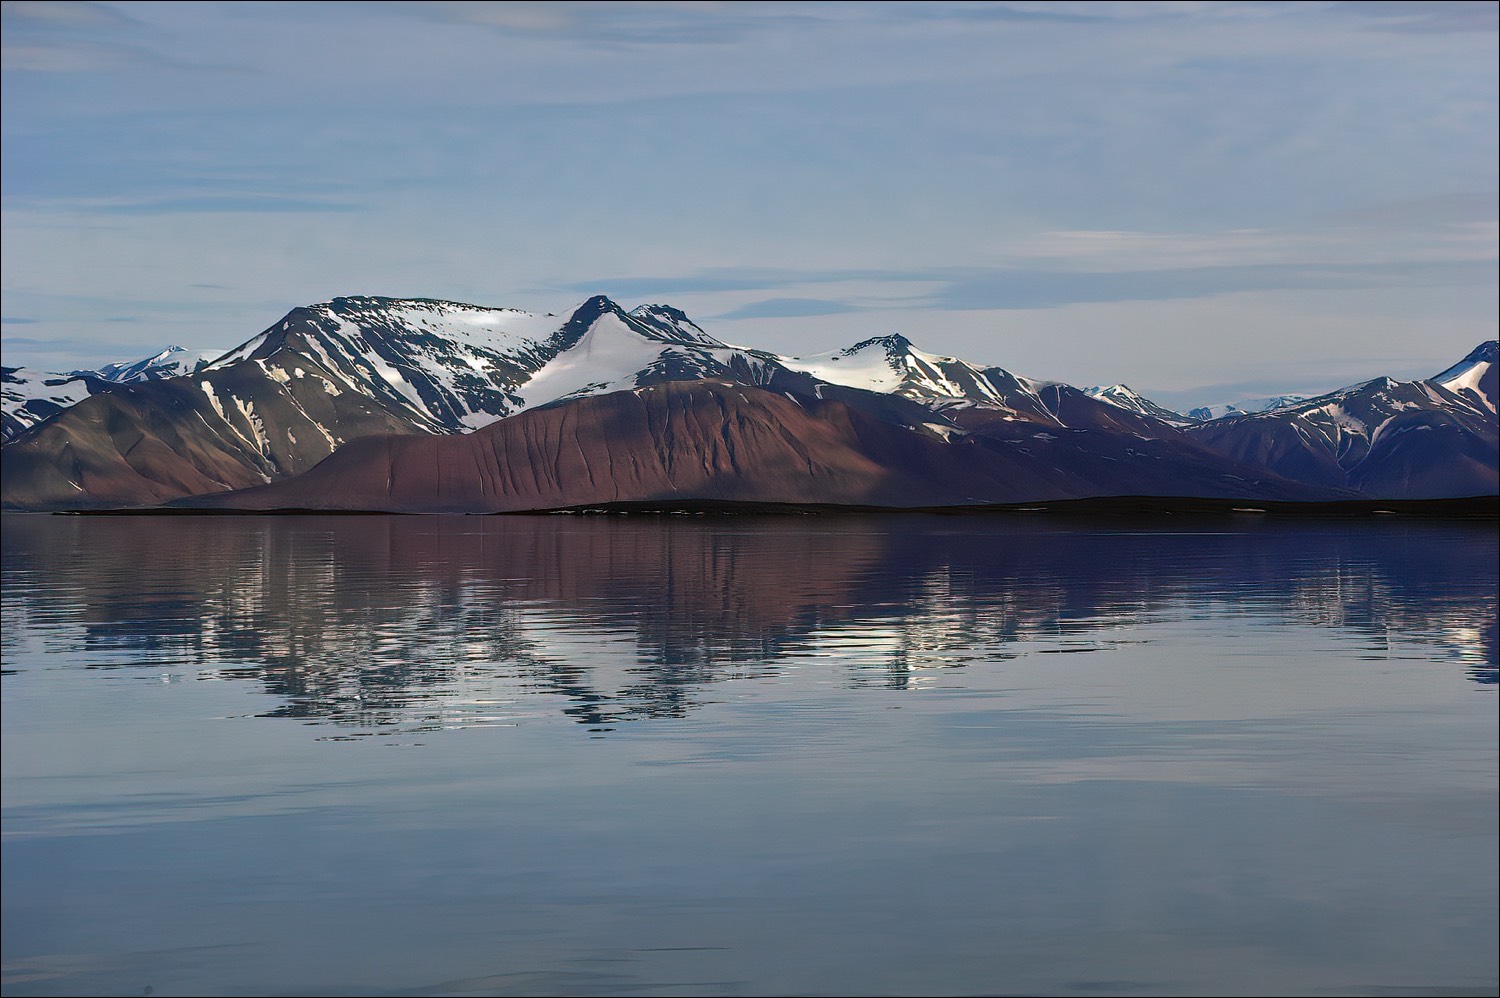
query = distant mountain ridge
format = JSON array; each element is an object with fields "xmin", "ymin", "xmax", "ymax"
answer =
[
  {"xmin": 2, "ymin": 346, "xmax": 222, "ymax": 443},
  {"xmin": 1, "ymin": 294, "xmax": 1494, "ymax": 510},
  {"xmin": 95, "ymin": 346, "xmax": 224, "ymax": 385},
  {"xmin": 1187, "ymin": 394, "xmax": 1309, "ymax": 422},
  {"xmin": 1084, "ymin": 384, "xmax": 1198, "ymax": 425},
  {"xmin": 1188, "ymin": 364, "xmax": 1497, "ymax": 498}
]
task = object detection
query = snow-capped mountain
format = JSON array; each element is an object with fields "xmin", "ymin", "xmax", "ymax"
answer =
[
  {"xmin": 1432, "ymin": 340, "xmax": 1497, "ymax": 414},
  {"xmin": 2, "ymin": 295, "xmax": 791, "ymax": 506},
  {"xmin": 790, "ymin": 333, "xmax": 1010, "ymax": 401},
  {"xmin": 203, "ymin": 295, "xmax": 616, "ymax": 432},
  {"xmin": 784, "ymin": 333, "xmax": 1043, "ymax": 412},
  {"xmin": 1187, "ymin": 343, "xmax": 1499, "ymax": 499},
  {"xmin": 2, "ymin": 367, "xmax": 96, "ymax": 443},
  {"xmin": 626, "ymin": 303, "xmax": 725, "ymax": 347},
  {"xmin": 2, "ymin": 346, "xmax": 224, "ymax": 443},
  {"xmin": 179, "ymin": 333, "xmax": 1496, "ymax": 511},
  {"xmin": 95, "ymin": 346, "xmax": 222, "ymax": 384},
  {"xmin": 536, "ymin": 322, "xmax": 1186, "ymax": 441},
  {"xmin": 773, "ymin": 334, "xmax": 1182, "ymax": 439},
  {"xmin": 0, "ymin": 293, "xmax": 1199, "ymax": 466},
  {"xmin": 2, "ymin": 294, "xmax": 1493, "ymax": 510},
  {"xmin": 195, "ymin": 294, "xmax": 793, "ymax": 432},
  {"xmin": 1188, "ymin": 394, "xmax": 1308, "ymax": 422},
  {"xmin": 517, "ymin": 322, "xmax": 1090, "ymax": 426},
  {"xmin": 507, "ymin": 301, "xmax": 783, "ymax": 410},
  {"xmin": 1085, "ymin": 384, "xmax": 1195, "ymax": 425}
]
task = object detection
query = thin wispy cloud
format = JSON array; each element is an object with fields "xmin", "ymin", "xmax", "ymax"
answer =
[
  {"xmin": 1015, "ymin": 221, "xmax": 1497, "ymax": 269},
  {"xmin": 86, "ymin": 194, "xmax": 364, "ymax": 215},
  {"xmin": 409, "ymin": 1, "xmax": 880, "ymax": 46},
  {"xmin": 0, "ymin": 1, "xmax": 136, "ymax": 31},
  {"xmin": 2, "ymin": 0, "xmax": 140, "ymax": 73},
  {"xmin": 711, "ymin": 297, "xmax": 862, "ymax": 320},
  {"xmin": 1334, "ymin": 1, "xmax": 1499, "ymax": 34},
  {"xmin": 1, "ymin": 0, "xmax": 227, "ymax": 73},
  {"xmin": 924, "ymin": 260, "xmax": 1496, "ymax": 311}
]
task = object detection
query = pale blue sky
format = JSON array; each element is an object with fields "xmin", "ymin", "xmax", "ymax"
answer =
[{"xmin": 2, "ymin": 1, "xmax": 1495, "ymax": 405}]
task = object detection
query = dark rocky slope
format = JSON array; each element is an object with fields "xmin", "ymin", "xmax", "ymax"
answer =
[{"xmin": 180, "ymin": 381, "xmax": 1339, "ymax": 513}]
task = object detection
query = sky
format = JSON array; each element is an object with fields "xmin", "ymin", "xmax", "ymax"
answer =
[{"xmin": 2, "ymin": 0, "xmax": 1495, "ymax": 408}]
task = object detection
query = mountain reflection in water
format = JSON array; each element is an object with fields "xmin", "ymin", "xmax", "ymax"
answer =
[{"xmin": 1, "ymin": 512, "xmax": 1494, "ymax": 735}]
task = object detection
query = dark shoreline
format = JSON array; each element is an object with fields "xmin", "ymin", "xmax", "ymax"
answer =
[{"xmin": 32, "ymin": 494, "xmax": 1500, "ymax": 520}]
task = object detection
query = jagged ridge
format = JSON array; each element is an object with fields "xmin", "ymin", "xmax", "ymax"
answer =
[{"xmin": 2, "ymin": 293, "xmax": 1494, "ymax": 510}]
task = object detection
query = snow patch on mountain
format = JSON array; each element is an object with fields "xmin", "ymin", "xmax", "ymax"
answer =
[
  {"xmin": 516, "ymin": 310, "xmax": 680, "ymax": 407},
  {"xmin": 1085, "ymin": 384, "xmax": 1194, "ymax": 425},
  {"xmin": 1432, "ymin": 340, "xmax": 1497, "ymax": 414},
  {"xmin": 205, "ymin": 296, "xmax": 602, "ymax": 432},
  {"xmin": 1188, "ymin": 394, "xmax": 1308, "ymax": 422},
  {"xmin": 96, "ymin": 346, "xmax": 222, "ymax": 383},
  {"xmin": 782, "ymin": 333, "xmax": 1049, "ymax": 411},
  {"xmin": 3, "ymin": 368, "xmax": 90, "ymax": 405},
  {"xmin": 789, "ymin": 335, "xmax": 915, "ymax": 394},
  {"xmin": 3, "ymin": 345, "xmax": 223, "ymax": 443},
  {"xmin": 1184, "ymin": 348, "xmax": 1498, "ymax": 497},
  {"xmin": 628, "ymin": 304, "xmax": 725, "ymax": 347}
]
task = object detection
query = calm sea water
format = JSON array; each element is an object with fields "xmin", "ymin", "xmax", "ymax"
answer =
[{"xmin": 2, "ymin": 511, "xmax": 1496, "ymax": 998}]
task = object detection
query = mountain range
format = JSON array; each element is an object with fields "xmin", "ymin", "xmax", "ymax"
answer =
[
  {"xmin": 2, "ymin": 346, "xmax": 220, "ymax": 443},
  {"xmin": 1, "ymin": 295, "xmax": 1494, "ymax": 512}
]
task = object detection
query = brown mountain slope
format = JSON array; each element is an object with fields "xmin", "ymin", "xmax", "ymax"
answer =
[
  {"xmin": 0, "ymin": 296, "xmax": 614, "ymax": 511},
  {"xmin": 0, "ymin": 368, "xmax": 428, "ymax": 510},
  {"xmin": 180, "ymin": 381, "xmax": 1335, "ymax": 513}
]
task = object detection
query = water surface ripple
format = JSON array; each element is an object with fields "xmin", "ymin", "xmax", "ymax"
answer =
[{"xmin": 2, "ymin": 512, "xmax": 1496, "ymax": 997}]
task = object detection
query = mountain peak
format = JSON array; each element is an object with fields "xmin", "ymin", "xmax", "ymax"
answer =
[
  {"xmin": 844, "ymin": 332, "xmax": 913, "ymax": 359},
  {"xmin": 5, "ymin": 292, "xmax": 1497, "ymax": 509},
  {"xmin": 1455, "ymin": 340, "xmax": 1498, "ymax": 365},
  {"xmin": 549, "ymin": 295, "xmax": 630, "ymax": 349},
  {"xmin": 1088, "ymin": 383, "xmax": 1141, "ymax": 399},
  {"xmin": 320, "ymin": 295, "xmax": 434, "ymax": 316},
  {"xmin": 627, "ymin": 303, "xmax": 724, "ymax": 347},
  {"xmin": 1085, "ymin": 383, "xmax": 1194, "ymax": 425},
  {"xmin": 1432, "ymin": 338, "xmax": 1498, "ymax": 414},
  {"xmin": 632, "ymin": 303, "xmax": 692, "ymax": 323},
  {"xmin": 576, "ymin": 293, "xmax": 623, "ymax": 316}
]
